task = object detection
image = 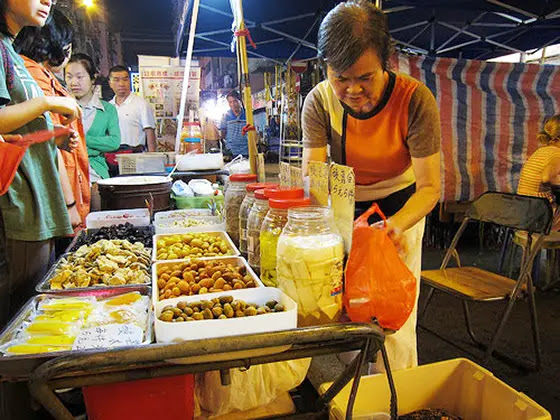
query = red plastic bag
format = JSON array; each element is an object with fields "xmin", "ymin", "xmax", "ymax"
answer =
[{"xmin": 344, "ymin": 203, "xmax": 416, "ymax": 330}]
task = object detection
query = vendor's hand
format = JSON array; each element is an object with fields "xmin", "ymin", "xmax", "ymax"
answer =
[
  {"xmin": 372, "ymin": 219, "xmax": 407, "ymax": 255},
  {"xmin": 55, "ymin": 127, "xmax": 80, "ymax": 152},
  {"xmin": 45, "ymin": 97, "xmax": 82, "ymax": 124},
  {"xmin": 68, "ymin": 204, "xmax": 82, "ymax": 228}
]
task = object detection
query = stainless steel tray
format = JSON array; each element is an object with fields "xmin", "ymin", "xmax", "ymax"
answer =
[
  {"xmin": 36, "ymin": 252, "xmax": 152, "ymax": 294},
  {"xmin": 0, "ymin": 288, "xmax": 154, "ymax": 379}
]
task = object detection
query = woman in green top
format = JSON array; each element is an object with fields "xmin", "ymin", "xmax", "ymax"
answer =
[
  {"xmin": 0, "ymin": 0, "xmax": 82, "ymax": 326},
  {"xmin": 66, "ymin": 53, "xmax": 120, "ymax": 181}
]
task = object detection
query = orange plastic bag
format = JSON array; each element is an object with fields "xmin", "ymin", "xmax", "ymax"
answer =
[
  {"xmin": 344, "ymin": 204, "xmax": 416, "ymax": 330},
  {"xmin": 0, "ymin": 127, "xmax": 71, "ymax": 195}
]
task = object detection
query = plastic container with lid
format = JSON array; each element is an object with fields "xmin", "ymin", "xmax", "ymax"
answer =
[
  {"xmin": 260, "ymin": 197, "xmax": 311, "ymax": 287},
  {"xmin": 224, "ymin": 173, "xmax": 257, "ymax": 246},
  {"xmin": 276, "ymin": 206, "xmax": 344, "ymax": 327},
  {"xmin": 263, "ymin": 187, "xmax": 304, "ymax": 200},
  {"xmin": 180, "ymin": 122, "xmax": 203, "ymax": 154},
  {"xmin": 239, "ymin": 182, "xmax": 278, "ymax": 258},
  {"xmin": 246, "ymin": 189, "xmax": 270, "ymax": 273}
]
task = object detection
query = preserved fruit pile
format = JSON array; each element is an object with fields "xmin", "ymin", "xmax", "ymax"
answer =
[
  {"xmin": 49, "ymin": 240, "xmax": 151, "ymax": 289},
  {"xmin": 156, "ymin": 259, "xmax": 257, "ymax": 301},
  {"xmin": 158, "ymin": 296, "xmax": 285, "ymax": 322},
  {"xmin": 155, "ymin": 233, "xmax": 233, "ymax": 260}
]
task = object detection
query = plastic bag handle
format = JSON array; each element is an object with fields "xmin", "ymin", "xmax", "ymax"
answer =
[{"xmin": 355, "ymin": 203, "xmax": 387, "ymax": 227}]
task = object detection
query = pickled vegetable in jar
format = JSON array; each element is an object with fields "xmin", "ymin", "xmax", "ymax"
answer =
[
  {"xmin": 224, "ymin": 173, "xmax": 257, "ymax": 245},
  {"xmin": 277, "ymin": 206, "xmax": 344, "ymax": 327},
  {"xmin": 239, "ymin": 182, "xmax": 278, "ymax": 258},
  {"xmin": 260, "ymin": 197, "xmax": 311, "ymax": 287},
  {"xmin": 246, "ymin": 189, "xmax": 270, "ymax": 273}
]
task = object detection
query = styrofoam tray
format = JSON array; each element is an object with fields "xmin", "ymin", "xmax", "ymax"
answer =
[
  {"xmin": 154, "ymin": 287, "xmax": 296, "ymax": 364},
  {"xmin": 152, "ymin": 231, "xmax": 239, "ymax": 261},
  {"xmin": 154, "ymin": 209, "xmax": 212, "ymax": 224},
  {"xmin": 86, "ymin": 209, "xmax": 150, "ymax": 229},
  {"xmin": 155, "ymin": 215, "xmax": 225, "ymax": 234},
  {"xmin": 151, "ymin": 256, "xmax": 263, "ymax": 307}
]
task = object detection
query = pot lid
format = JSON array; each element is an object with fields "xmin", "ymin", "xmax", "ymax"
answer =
[{"xmin": 97, "ymin": 176, "xmax": 171, "ymax": 186}]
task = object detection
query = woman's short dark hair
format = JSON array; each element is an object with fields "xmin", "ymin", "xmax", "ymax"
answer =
[
  {"xmin": 68, "ymin": 53, "xmax": 97, "ymax": 81},
  {"xmin": 0, "ymin": 0, "xmax": 11, "ymax": 36},
  {"xmin": 15, "ymin": 9, "xmax": 73, "ymax": 68},
  {"xmin": 318, "ymin": 0, "xmax": 393, "ymax": 73}
]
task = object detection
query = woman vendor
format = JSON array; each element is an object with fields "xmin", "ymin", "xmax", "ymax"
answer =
[{"xmin": 302, "ymin": 0, "xmax": 441, "ymax": 371}]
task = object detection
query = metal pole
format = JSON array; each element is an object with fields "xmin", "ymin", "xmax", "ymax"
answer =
[
  {"xmin": 175, "ymin": 0, "xmax": 200, "ymax": 152},
  {"xmin": 233, "ymin": 0, "xmax": 258, "ymax": 174}
]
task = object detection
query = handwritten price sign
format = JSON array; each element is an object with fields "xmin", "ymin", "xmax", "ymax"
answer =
[
  {"xmin": 290, "ymin": 166, "xmax": 303, "ymax": 188},
  {"xmin": 279, "ymin": 162, "xmax": 291, "ymax": 186},
  {"xmin": 72, "ymin": 324, "xmax": 144, "ymax": 350},
  {"xmin": 308, "ymin": 161, "xmax": 329, "ymax": 206},
  {"xmin": 330, "ymin": 163, "xmax": 355, "ymax": 253}
]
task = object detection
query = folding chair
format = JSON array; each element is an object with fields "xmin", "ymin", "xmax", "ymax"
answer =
[{"xmin": 420, "ymin": 192, "xmax": 553, "ymax": 371}]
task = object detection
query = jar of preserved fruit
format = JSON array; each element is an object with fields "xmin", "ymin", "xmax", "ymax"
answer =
[
  {"xmin": 276, "ymin": 206, "xmax": 344, "ymax": 326},
  {"xmin": 246, "ymin": 189, "xmax": 269, "ymax": 273},
  {"xmin": 224, "ymin": 173, "xmax": 257, "ymax": 246},
  {"xmin": 260, "ymin": 197, "xmax": 311, "ymax": 287},
  {"xmin": 239, "ymin": 182, "xmax": 278, "ymax": 259}
]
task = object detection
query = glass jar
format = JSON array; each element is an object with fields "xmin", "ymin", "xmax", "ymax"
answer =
[
  {"xmin": 224, "ymin": 173, "xmax": 257, "ymax": 246},
  {"xmin": 246, "ymin": 189, "xmax": 270, "ymax": 273},
  {"xmin": 239, "ymin": 182, "xmax": 278, "ymax": 259},
  {"xmin": 260, "ymin": 197, "xmax": 311, "ymax": 287},
  {"xmin": 277, "ymin": 206, "xmax": 345, "ymax": 327},
  {"xmin": 180, "ymin": 122, "xmax": 203, "ymax": 154}
]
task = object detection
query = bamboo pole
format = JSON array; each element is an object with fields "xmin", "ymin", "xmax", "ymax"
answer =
[
  {"xmin": 175, "ymin": 0, "xmax": 200, "ymax": 152},
  {"xmin": 233, "ymin": 0, "xmax": 258, "ymax": 174}
]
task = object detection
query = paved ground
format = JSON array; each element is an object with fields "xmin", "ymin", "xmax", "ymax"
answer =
[{"xmin": 307, "ymin": 227, "xmax": 560, "ymax": 418}]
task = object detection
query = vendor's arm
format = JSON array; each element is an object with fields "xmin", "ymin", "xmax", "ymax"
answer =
[
  {"xmin": 145, "ymin": 127, "xmax": 156, "ymax": 152},
  {"xmin": 302, "ymin": 87, "xmax": 330, "ymax": 176},
  {"xmin": 388, "ymin": 83, "xmax": 441, "ymax": 234},
  {"xmin": 86, "ymin": 105, "xmax": 121, "ymax": 152},
  {"xmin": 389, "ymin": 152, "xmax": 440, "ymax": 233}
]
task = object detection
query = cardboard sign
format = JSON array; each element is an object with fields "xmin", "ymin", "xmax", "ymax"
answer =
[
  {"xmin": 330, "ymin": 163, "xmax": 355, "ymax": 254},
  {"xmin": 290, "ymin": 166, "xmax": 303, "ymax": 188},
  {"xmin": 279, "ymin": 162, "xmax": 291, "ymax": 186},
  {"xmin": 73, "ymin": 324, "xmax": 144, "ymax": 350},
  {"xmin": 308, "ymin": 161, "xmax": 330, "ymax": 206}
]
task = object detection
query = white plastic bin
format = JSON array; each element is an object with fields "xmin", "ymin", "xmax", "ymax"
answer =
[
  {"xmin": 154, "ymin": 209, "xmax": 224, "ymax": 234},
  {"xmin": 117, "ymin": 153, "xmax": 166, "ymax": 174},
  {"xmin": 85, "ymin": 209, "xmax": 150, "ymax": 229},
  {"xmin": 319, "ymin": 358, "xmax": 551, "ymax": 420},
  {"xmin": 152, "ymin": 231, "xmax": 239, "ymax": 261}
]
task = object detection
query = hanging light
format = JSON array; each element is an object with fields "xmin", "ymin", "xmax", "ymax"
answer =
[{"xmin": 82, "ymin": 0, "xmax": 94, "ymax": 9}]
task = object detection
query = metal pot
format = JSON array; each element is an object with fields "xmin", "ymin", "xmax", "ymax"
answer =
[{"xmin": 97, "ymin": 176, "xmax": 172, "ymax": 212}]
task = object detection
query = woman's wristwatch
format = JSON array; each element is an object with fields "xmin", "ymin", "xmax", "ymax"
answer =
[{"xmin": 66, "ymin": 200, "xmax": 76, "ymax": 209}]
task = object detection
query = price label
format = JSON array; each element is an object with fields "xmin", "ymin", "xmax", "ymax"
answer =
[
  {"xmin": 279, "ymin": 162, "xmax": 291, "ymax": 186},
  {"xmin": 290, "ymin": 166, "xmax": 303, "ymax": 188},
  {"xmin": 330, "ymin": 163, "xmax": 355, "ymax": 254},
  {"xmin": 72, "ymin": 324, "xmax": 144, "ymax": 350},
  {"xmin": 257, "ymin": 153, "xmax": 266, "ymax": 183},
  {"xmin": 308, "ymin": 161, "xmax": 329, "ymax": 206}
]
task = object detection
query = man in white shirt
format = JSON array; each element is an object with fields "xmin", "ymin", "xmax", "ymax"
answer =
[{"xmin": 108, "ymin": 65, "xmax": 157, "ymax": 152}]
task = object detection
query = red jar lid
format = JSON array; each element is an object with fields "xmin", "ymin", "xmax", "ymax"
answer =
[
  {"xmin": 264, "ymin": 187, "xmax": 304, "ymax": 199},
  {"xmin": 246, "ymin": 182, "xmax": 279, "ymax": 193},
  {"xmin": 229, "ymin": 174, "xmax": 257, "ymax": 182},
  {"xmin": 254, "ymin": 189, "xmax": 268, "ymax": 200},
  {"xmin": 269, "ymin": 197, "xmax": 311, "ymax": 209}
]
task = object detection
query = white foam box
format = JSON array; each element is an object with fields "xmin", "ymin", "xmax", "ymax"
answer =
[
  {"xmin": 176, "ymin": 153, "xmax": 224, "ymax": 171},
  {"xmin": 154, "ymin": 209, "xmax": 224, "ymax": 234},
  {"xmin": 86, "ymin": 208, "xmax": 150, "ymax": 229},
  {"xmin": 154, "ymin": 287, "xmax": 297, "ymax": 363},
  {"xmin": 151, "ymin": 256, "xmax": 263, "ymax": 307},
  {"xmin": 152, "ymin": 231, "xmax": 239, "ymax": 261}
]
